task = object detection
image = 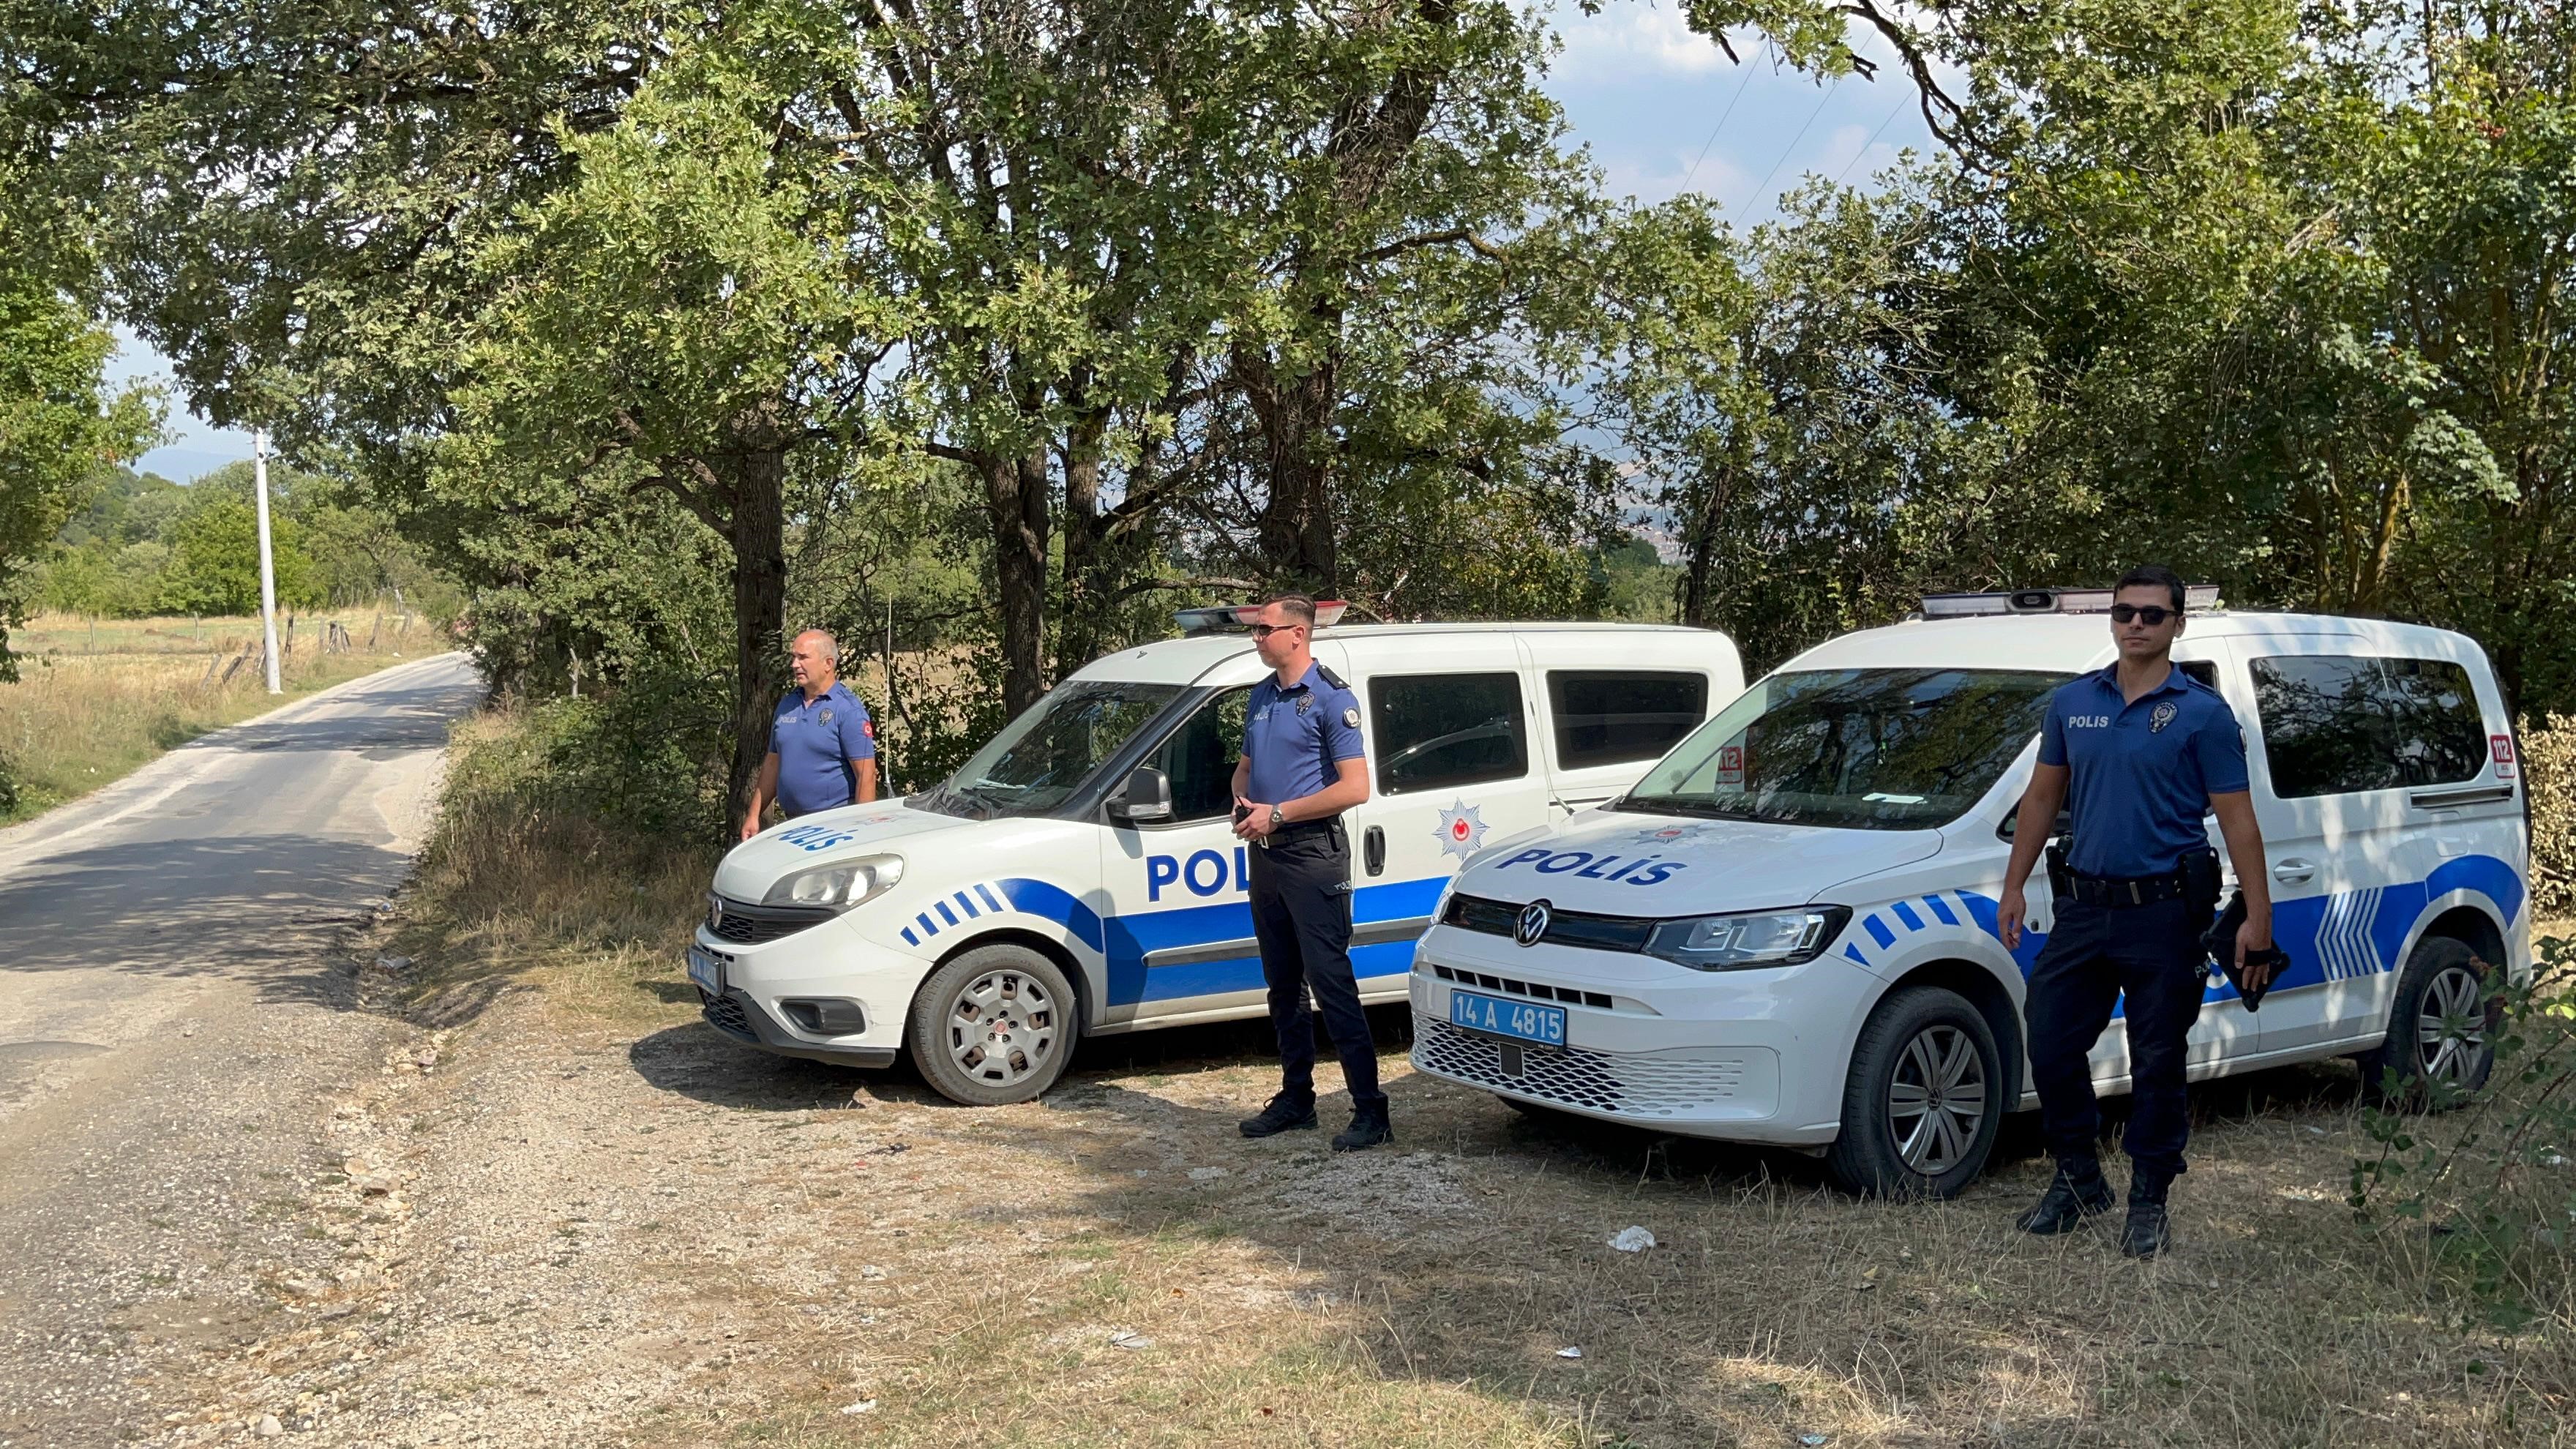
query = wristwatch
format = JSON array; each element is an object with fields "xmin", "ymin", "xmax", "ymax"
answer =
[{"xmin": 1268, "ymin": 805, "xmax": 1286, "ymax": 831}]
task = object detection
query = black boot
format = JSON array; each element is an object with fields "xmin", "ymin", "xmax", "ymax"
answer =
[
  {"xmin": 1238, "ymin": 1093, "xmax": 1318, "ymax": 1138},
  {"xmin": 2015, "ymin": 1156, "xmax": 2116, "ymax": 1235},
  {"xmin": 1330, "ymin": 1100, "xmax": 1393, "ymax": 1152},
  {"xmin": 2119, "ymin": 1179, "xmax": 2173, "ymax": 1259}
]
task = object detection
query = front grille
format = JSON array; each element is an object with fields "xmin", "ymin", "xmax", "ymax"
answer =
[
  {"xmin": 1413, "ymin": 1018, "xmax": 1750, "ymax": 1117},
  {"xmin": 1429, "ymin": 963, "xmax": 1614, "ymax": 1011},
  {"xmin": 1442, "ymin": 894, "xmax": 1655, "ymax": 953},
  {"xmin": 702, "ymin": 991, "xmax": 757, "ymax": 1042},
  {"xmin": 706, "ymin": 896, "xmax": 835, "ymax": 946}
]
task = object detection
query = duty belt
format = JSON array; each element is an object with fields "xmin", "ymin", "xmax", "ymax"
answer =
[
  {"xmin": 2062, "ymin": 870, "xmax": 2189, "ymax": 907},
  {"xmin": 1259, "ymin": 816, "xmax": 1343, "ymax": 849}
]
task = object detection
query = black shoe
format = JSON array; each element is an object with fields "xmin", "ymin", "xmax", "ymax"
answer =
[
  {"xmin": 2015, "ymin": 1157, "xmax": 2116, "ymax": 1235},
  {"xmin": 1239, "ymin": 1094, "xmax": 1318, "ymax": 1138},
  {"xmin": 1330, "ymin": 1104, "xmax": 1393, "ymax": 1152},
  {"xmin": 2119, "ymin": 1188, "xmax": 2173, "ymax": 1259}
]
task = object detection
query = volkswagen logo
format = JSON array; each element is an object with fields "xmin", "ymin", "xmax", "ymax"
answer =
[
  {"xmin": 1514, "ymin": 899, "xmax": 1551, "ymax": 947},
  {"xmin": 706, "ymin": 894, "xmax": 725, "ymax": 933}
]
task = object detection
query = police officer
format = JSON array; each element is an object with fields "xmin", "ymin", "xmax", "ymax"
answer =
[
  {"xmin": 741, "ymin": 629, "xmax": 879, "ymax": 840},
  {"xmin": 1229, "ymin": 594, "xmax": 1388, "ymax": 1151},
  {"xmin": 1998, "ymin": 565, "xmax": 2275, "ymax": 1258}
]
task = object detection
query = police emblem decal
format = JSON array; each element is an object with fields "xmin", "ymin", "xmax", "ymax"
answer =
[
  {"xmin": 1344, "ymin": 707, "xmax": 1360, "ymax": 727},
  {"xmin": 1515, "ymin": 899, "xmax": 1551, "ymax": 947},
  {"xmin": 1296, "ymin": 693, "xmax": 1312, "ymax": 714},
  {"xmin": 1434, "ymin": 800, "xmax": 1489, "ymax": 860},
  {"xmin": 819, "ymin": 709, "xmax": 834, "ymax": 724},
  {"xmin": 2150, "ymin": 701, "xmax": 2179, "ymax": 733}
]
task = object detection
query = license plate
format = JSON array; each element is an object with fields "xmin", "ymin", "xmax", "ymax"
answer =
[
  {"xmin": 686, "ymin": 946, "xmax": 725, "ymax": 997},
  {"xmin": 1448, "ymin": 989, "xmax": 1566, "ymax": 1046}
]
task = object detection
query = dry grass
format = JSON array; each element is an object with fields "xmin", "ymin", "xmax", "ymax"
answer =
[
  {"xmin": 0, "ymin": 610, "xmax": 438, "ymax": 821},
  {"xmin": 390, "ymin": 708, "xmax": 2576, "ymax": 1448}
]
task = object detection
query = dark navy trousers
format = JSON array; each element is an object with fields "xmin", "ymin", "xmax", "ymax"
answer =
[
  {"xmin": 1246, "ymin": 824, "xmax": 1385, "ymax": 1108},
  {"xmin": 2025, "ymin": 897, "xmax": 2206, "ymax": 1186}
]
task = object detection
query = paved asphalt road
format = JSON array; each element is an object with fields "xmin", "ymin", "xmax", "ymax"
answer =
[{"xmin": 0, "ymin": 654, "xmax": 483, "ymax": 1447}]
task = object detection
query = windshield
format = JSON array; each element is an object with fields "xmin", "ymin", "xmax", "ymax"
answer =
[
  {"xmin": 921, "ymin": 681, "xmax": 1186, "ymax": 819},
  {"xmin": 1619, "ymin": 667, "xmax": 2070, "ymax": 830}
]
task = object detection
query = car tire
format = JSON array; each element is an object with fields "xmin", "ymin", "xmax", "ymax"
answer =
[
  {"xmin": 905, "ymin": 944, "xmax": 1080, "ymax": 1107},
  {"xmin": 1824, "ymin": 986, "xmax": 2003, "ymax": 1199},
  {"xmin": 2356, "ymin": 936, "xmax": 2498, "ymax": 1110}
]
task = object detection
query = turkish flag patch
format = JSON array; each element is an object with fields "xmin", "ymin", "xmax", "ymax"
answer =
[{"xmin": 861, "ymin": 718, "xmax": 876, "ymax": 739}]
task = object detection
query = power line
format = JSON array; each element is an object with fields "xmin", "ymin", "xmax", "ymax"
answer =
[
  {"xmin": 1735, "ymin": 73, "xmax": 1843, "ymax": 220},
  {"xmin": 1678, "ymin": 42, "xmax": 1764, "ymax": 195},
  {"xmin": 1832, "ymin": 93, "xmax": 1912, "ymax": 189}
]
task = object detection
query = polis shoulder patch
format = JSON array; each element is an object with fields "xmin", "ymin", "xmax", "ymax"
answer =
[{"xmin": 1343, "ymin": 707, "xmax": 1360, "ymax": 728}]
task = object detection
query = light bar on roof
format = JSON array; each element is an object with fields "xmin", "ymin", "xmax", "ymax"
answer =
[
  {"xmin": 1175, "ymin": 600, "xmax": 1350, "ymax": 634},
  {"xmin": 1919, "ymin": 585, "xmax": 2223, "ymax": 619}
]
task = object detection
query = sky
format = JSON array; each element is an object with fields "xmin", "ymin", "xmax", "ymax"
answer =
[{"xmin": 103, "ymin": 1, "xmax": 1939, "ymax": 482}]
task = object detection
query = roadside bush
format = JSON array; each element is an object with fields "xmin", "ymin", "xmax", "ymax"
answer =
[
  {"xmin": 2351, "ymin": 932, "xmax": 2576, "ymax": 1324},
  {"xmin": 2526, "ymin": 714, "xmax": 2575, "ymax": 919}
]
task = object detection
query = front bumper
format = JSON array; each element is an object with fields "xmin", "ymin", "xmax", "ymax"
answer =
[
  {"xmin": 1406, "ymin": 924, "xmax": 1862, "ymax": 1145},
  {"xmin": 692, "ymin": 910, "xmax": 932, "ymax": 1067}
]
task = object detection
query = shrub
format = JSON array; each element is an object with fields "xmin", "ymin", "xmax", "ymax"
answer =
[
  {"xmin": 2351, "ymin": 933, "xmax": 2576, "ymax": 1323},
  {"xmin": 2526, "ymin": 714, "xmax": 2575, "ymax": 920}
]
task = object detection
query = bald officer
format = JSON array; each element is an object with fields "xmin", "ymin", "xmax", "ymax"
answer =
[
  {"xmin": 741, "ymin": 629, "xmax": 879, "ymax": 840},
  {"xmin": 1997, "ymin": 565, "xmax": 2274, "ymax": 1259},
  {"xmin": 1229, "ymin": 594, "xmax": 1388, "ymax": 1151}
]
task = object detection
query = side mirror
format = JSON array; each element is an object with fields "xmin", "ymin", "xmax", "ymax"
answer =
[{"xmin": 1109, "ymin": 765, "xmax": 1172, "ymax": 824}]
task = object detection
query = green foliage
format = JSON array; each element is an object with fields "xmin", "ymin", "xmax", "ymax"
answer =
[
  {"xmin": 2350, "ymin": 935, "xmax": 2576, "ymax": 1323},
  {"xmin": 156, "ymin": 486, "xmax": 322, "ymax": 616},
  {"xmin": 0, "ymin": 190, "xmax": 157, "ymax": 675}
]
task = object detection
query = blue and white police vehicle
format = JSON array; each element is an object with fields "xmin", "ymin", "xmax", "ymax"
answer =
[
  {"xmin": 1410, "ymin": 588, "xmax": 2532, "ymax": 1196},
  {"xmin": 689, "ymin": 607, "xmax": 1745, "ymax": 1104}
]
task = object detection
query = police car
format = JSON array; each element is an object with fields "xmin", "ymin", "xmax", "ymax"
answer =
[
  {"xmin": 1410, "ymin": 588, "xmax": 2531, "ymax": 1196},
  {"xmin": 689, "ymin": 608, "xmax": 1745, "ymax": 1104}
]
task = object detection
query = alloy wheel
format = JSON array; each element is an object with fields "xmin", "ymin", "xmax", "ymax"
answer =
[
  {"xmin": 1887, "ymin": 1024, "xmax": 1989, "ymax": 1177},
  {"xmin": 2415, "ymin": 963, "xmax": 2490, "ymax": 1087}
]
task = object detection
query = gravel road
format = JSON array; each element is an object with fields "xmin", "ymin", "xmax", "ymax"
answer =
[{"xmin": 0, "ymin": 654, "xmax": 482, "ymax": 1447}]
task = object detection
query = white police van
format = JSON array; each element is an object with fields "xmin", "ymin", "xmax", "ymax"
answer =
[
  {"xmin": 1410, "ymin": 588, "xmax": 2531, "ymax": 1196},
  {"xmin": 689, "ymin": 607, "xmax": 1745, "ymax": 1104}
]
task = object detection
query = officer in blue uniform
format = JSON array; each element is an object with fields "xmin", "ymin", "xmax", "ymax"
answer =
[
  {"xmin": 1997, "ymin": 566, "xmax": 2275, "ymax": 1257},
  {"xmin": 741, "ymin": 629, "xmax": 879, "ymax": 840},
  {"xmin": 1229, "ymin": 594, "xmax": 1388, "ymax": 1151}
]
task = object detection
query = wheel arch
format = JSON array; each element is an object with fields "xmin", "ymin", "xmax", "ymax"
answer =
[
  {"xmin": 1876, "ymin": 956, "xmax": 2026, "ymax": 1110},
  {"xmin": 932, "ymin": 927, "xmax": 1097, "ymax": 1036},
  {"xmin": 2414, "ymin": 902, "xmax": 2507, "ymax": 977}
]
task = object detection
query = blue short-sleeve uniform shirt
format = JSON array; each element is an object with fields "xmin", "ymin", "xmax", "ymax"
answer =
[
  {"xmin": 772, "ymin": 681, "xmax": 875, "ymax": 817},
  {"xmin": 1243, "ymin": 662, "xmax": 1366, "ymax": 809},
  {"xmin": 2038, "ymin": 662, "xmax": 2250, "ymax": 878}
]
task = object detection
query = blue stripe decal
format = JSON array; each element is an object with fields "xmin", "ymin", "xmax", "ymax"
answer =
[
  {"xmin": 986, "ymin": 874, "xmax": 1448, "ymax": 1006},
  {"xmin": 915, "ymin": 912, "xmax": 938, "ymax": 938},
  {"xmin": 974, "ymin": 883, "xmax": 1006, "ymax": 914},
  {"xmin": 901, "ymin": 926, "xmax": 919, "ymax": 946},
  {"xmin": 1924, "ymin": 894, "xmax": 1959, "ymax": 927},
  {"xmin": 935, "ymin": 899, "xmax": 959, "ymax": 926},
  {"xmin": 1890, "ymin": 899, "xmax": 1925, "ymax": 932},
  {"xmin": 1863, "ymin": 914, "xmax": 1897, "ymax": 949},
  {"xmin": 954, "ymin": 891, "xmax": 981, "ymax": 919}
]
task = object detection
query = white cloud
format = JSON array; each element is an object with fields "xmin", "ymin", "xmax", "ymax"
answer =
[{"xmin": 1545, "ymin": 0, "xmax": 1739, "ymax": 83}]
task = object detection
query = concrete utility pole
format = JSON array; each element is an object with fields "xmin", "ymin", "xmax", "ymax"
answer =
[{"xmin": 252, "ymin": 429, "xmax": 282, "ymax": 694}]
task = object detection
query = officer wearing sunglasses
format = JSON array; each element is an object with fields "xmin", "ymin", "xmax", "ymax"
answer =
[
  {"xmin": 1995, "ymin": 564, "xmax": 2276, "ymax": 1257},
  {"xmin": 1229, "ymin": 594, "xmax": 1390, "ymax": 1150}
]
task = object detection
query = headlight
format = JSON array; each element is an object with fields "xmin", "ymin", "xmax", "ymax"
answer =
[
  {"xmin": 763, "ymin": 854, "xmax": 905, "ymax": 910},
  {"xmin": 1644, "ymin": 905, "xmax": 1851, "ymax": 972}
]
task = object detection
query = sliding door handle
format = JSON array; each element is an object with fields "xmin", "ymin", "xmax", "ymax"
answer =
[{"xmin": 1363, "ymin": 825, "xmax": 1386, "ymax": 877}]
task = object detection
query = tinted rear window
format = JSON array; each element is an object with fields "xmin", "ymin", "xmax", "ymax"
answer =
[
  {"xmin": 1547, "ymin": 671, "xmax": 1709, "ymax": 771},
  {"xmin": 2248, "ymin": 655, "xmax": 2487, "ymax": 797}
]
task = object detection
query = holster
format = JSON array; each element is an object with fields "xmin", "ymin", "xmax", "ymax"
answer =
[
  {"xmin": 2181, "ymin": 849, "xmax": 2223, "ymax": 918},
  {"xmin": 2043, "ymin": 837, "xmax": 2074, "ymax": 899}
]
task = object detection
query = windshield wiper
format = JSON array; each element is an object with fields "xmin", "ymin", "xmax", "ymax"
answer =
[{"xmin": 1615, "ymin": 794, "xmax": 1757, "ymax": 820}]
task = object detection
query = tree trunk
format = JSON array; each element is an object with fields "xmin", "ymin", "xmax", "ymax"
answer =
[
  {"xmin": 1057, "ymin": 405, "xmax": 1115, "ymax": 669},
  {"xmin": 722, "ymin": 431, "xmax": 790, "ymax": 831},
  {"xmin": 1238, "ymin": 326, "xmax": 1342, "ymax": 593},
  {"xmin": 984, "ymin": 447, "xmax": 1052, "ymax": 716}
]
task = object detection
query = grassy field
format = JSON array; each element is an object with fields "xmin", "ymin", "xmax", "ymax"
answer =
[
  {"xmin": 0, "ymin": 609, "xmax": 443, "ymax": 823},
  {"xmin": 370, "ymin": 705, "xmax": 2576, "ymax": 1447}
]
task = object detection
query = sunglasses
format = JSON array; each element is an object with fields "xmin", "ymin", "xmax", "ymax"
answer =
[
  {"xmin": 1248, "ymin": 621, "xmax": 1306, "ymax": 639},
  {"xmin": 2110, "ymin": 604, "xmax": 2178, "ymax": 626}
]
